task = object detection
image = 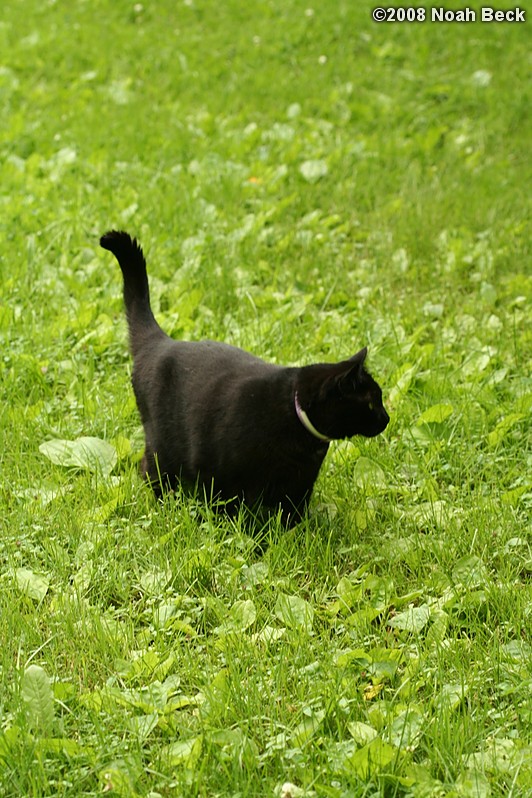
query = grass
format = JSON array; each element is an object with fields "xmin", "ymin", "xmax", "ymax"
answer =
[{"xmin": 0, "ymin": 0, "xmax": 530, "ymax": 795}]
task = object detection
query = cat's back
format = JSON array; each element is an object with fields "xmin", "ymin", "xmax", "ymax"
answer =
[
  {"xmin": 137, "ymin": 335, "xmax": 281, "ymax": 399},
  {"xmin": 169, "ymin": 338, "xmax": 276, "ymax": 372}
]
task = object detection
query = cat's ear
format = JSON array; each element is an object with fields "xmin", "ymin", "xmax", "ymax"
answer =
[
  {"xmin": 337, "ymin": 347, "xmax": 368, "ymax": 396},
  {"xmin": 347, "ymin": 347, "xmax": 368, "ymax": 369}
]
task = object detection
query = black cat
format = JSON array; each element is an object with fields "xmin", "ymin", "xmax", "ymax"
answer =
[{"xmin": 100, "ymin": 231, "xmax": 389, "ymax": 525}]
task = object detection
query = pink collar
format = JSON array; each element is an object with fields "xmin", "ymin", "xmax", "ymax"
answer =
[{"xmin": 294, "ymin": 392, "xmax": 331, "ymax": 442}]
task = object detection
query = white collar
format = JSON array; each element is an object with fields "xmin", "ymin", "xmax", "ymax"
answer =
[{"xmin": 294, "ymin": 392, "xmax": 331, "ymax": 443}]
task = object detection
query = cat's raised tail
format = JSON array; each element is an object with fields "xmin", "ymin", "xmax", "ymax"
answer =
[{"xmin": 100, "ymin": 230, "xmax": 161, "ymax": 352}]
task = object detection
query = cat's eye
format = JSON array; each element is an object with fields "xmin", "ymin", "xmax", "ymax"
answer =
[{"xmin": 368, "ymin": 402, "xmax": 374, "ymax": 411}]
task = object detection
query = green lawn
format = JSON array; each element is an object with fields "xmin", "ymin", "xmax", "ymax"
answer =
[{"xmin": 0, "ymin": 1, "xmax": 530, "ymax": 796}]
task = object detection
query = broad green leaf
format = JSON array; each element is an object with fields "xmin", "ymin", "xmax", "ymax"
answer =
[
  {"xmin": 404, "ymin": 763, "xmax": 445, "ymax": 795},
  {"xmin": 39, "ymin": 436, "xmax": 117, "ymax": 477},
  {"xmin": 252, "ymin": 625, "xmax": 286, "ymax": 644},
  {"xmin": 335, "ymin": 648, "xmax": 372, "ymax": 669},
  {"xmin": 501, "ymin": 640, "xmax": 531, "ymax": 663},
  {"xmin": 353, "ymin": 457, "xmax": 387, "ymax": 490},
  {"xmin": 275, "ymin": 593, "xmax": 314, "ymax": 633},
  {"xmin": 347, "ymin": 721, "xmax": 378, "ymax": 745},
  {"xmin": 112, "ymin": 434, "xmax": 132, "ymax": 459},
  {"xmin": 166, "ymin": 694, "xmax": 197, "ymax": 712},
  {"xmin": 242, "ymin": 562, "xmax": 269, "ymax": 586},
  {"xmin": 35, "ymin": 737, "xmax": 89, "ymax": 757},
  {"xmin": 452, "ymin": 555, "xmax": 488, "ymax": 588},
  {"xmin": 15, "ymin": 485, "xmax": 71, "ymax": 506},
  {"xmin": 199, "ymin": 668, "xmax": 230, "ymax": 721},
  {"xmin": 501, "ymin": 485, "xmax": 529, "ymax": 506},
  {"xmin": 291, "ymin": 709, "xmax": 326, "ymax": 747},
  {"xmin": 163, "ymin": 736, "xmax": 202, "ymax": 767},
  {"xmin": 86, "ymin": 495, "xmax": 119, "ymax": 522},
  {"xmin": 365, "ymin": 574, "xmax": 394, "ymax": 610},
  {"xmin": 106, "ymin": 78, "xmax": 132, "ymax": 106},
  {"xmin": 389, "ymin": 709, "xmax": 424, "ymax": 749},
  {"xmin": 209, "ymin": 728, "xmax": 259, "ymax": 767},
  {"xmin": 463, "ymin": 351, "xmax": 491, "ymax": 377},
  {"xmin": 125, "ymin": 713, "xmax": 159, "ymax": 741},
  {"xmin": 354, "ymin": 507, "xmax": 371, "ymax": 530},
  {"xmin": 422, "ymin": 301, "xmax": 444, "ymax": 318},
  {"xmin": 0, "ymin": 726, "xmax": 27, "ymax": 762},
  {"xmin": 472, "ymin": 69, "xmax": 492, "ymax": 87},
  {"xmin": 122, "ymin": 650, "xmax": 166, "ymax": 681},
  {"xmin": 408, "ymin": 425, "xmax": 434, "ymax": 447},
  {"xmin": 367, "ymin": 650, "xmax": 402, "ymax": 683},
  {"xmin": 100, "ymin": 759, "xmax": 141, "ymax": 798},
  {"xmin": 463, "ymin": 737, "xmax": 530, "ymax": 775},
  {"xmin": 152, "ymin": 602, "xmax": 178, "ymax": 629},
  {"xmin": 345, "ymin": 606, "xmax": 382, "ymax": 629},
  {"xmin": 15, "ymin": 568, "xmax": 49, "ymax": 602},
  {"xmin": 487, "ymin": 367, "xmax": 508, "ymax": 386},
  {"xmin": 0, "ymin": 304, "xmax": 14, "ymax": 329},
  {"xmin": 336, "ymin": 576, "xmax": 362, "ymax": 609},
  {"xmin": 424, "ymin": 609, "xmax": 449, "ymax": 648},
  {"xmin": 279, "ymin": 783, "xmax": 306, "ymax": 798},
  {"xmin": 417, "ymin": 404, "xmax": 454, "ymax": 424},
  {"xmin": 215, "ymin": 599, "xmax": 257, "ymax": 634},
  {"xmin": 433, "ymin": 682, "xmax": 468, "ymax": 712},
  {"xmin": 21, "ymin": 665, "xmax": 55, "ymax": 733},
  {"xmin": 72, "ymin": 562, "xmax": 92, "ymax": 592},
  {"xmin": 488, "ymin": 412, "xmax": 525, "ymax": 447},
  {"xmin": 393, "ymin": 589, "xmax": 425, "ymax": 608},
  {"xmin": 139, "ymin": 568, "xmax": 172, "ymax": 595},
  {"xmin": 299, "ymin": 159, "xmax": 328, "ymax": 183},
  {"xmin": 409, "ymin": 500, "xmax": 452, "ymax": 530},
  {"xmin": 347, "ymin": 737, "xmax": 397, "ymax": 778},
  {"xmin": 389, "ymin": 364, "xmax": 417, "ymax": 405},
  {"xmin": 388, "ymin": 604, "xmax": 431, "ymax": 633},
  {"xmin": 454, "ymin": 769, "xmax": 491, "ymax": 798}
]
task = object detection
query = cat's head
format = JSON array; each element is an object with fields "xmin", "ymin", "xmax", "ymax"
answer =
[{"xmin": 297, "ymin": 348, "xmax": 390, "ymax": 441}]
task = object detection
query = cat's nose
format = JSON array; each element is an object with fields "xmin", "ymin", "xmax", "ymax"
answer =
[{"xmin": 381, "ymin": 409, "xmax": 390, "ymax": 429}]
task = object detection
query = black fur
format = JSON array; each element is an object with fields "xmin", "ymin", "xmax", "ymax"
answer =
[{"xmin": 100, "ymin": 230, "xmax": 389, "ymax": 525}]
